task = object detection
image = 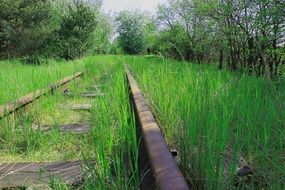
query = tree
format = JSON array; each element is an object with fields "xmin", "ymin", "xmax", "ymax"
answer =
[
  {"xmin": 92, "ymin": 12, "xmax": 112, "ymax": 54},
  {"xmin": 144, "ymin": 17, "xmax": 159, "ymax": 55},
  {"xmin": 0, "ymin": 0, "xmax": 55, "ymax": 63},
  {"xmin": 116, "ymin": 10, "xmax": 145, "ymax": 55},
  {"xmin": 196, "ymin": 0, "xmax": 285, "ymax": 75},
  {"xmin": 56, "ymin": 0, "xmax": 99, "ymax": 60},
  {"xmin": 156, "ymin": 0, "xmax": 216, "ymax": 63},
  {"xmin": 0, "ymin": 0, "xmax": 111, "ymax": 63},
  {"xmin": 154, "ymin": 0, "xmax": 285, "ymax": 76}
]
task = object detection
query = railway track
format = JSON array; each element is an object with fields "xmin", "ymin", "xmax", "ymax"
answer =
[
  {"xmin": 0, "ymin": 161, "xmax": 86, "ymax": 189},
  {"xmin": 0, "ymin": 71, "xmax": 96, "ymax": 189},
  {"xmin": 126, "ymin": 66, "xmax": 189, "ymax": 190},
  {"xmin": 0, "ymin": 66, "xmax": 190, "ymax": 189},
  {"xmin": 0, "ymin": 72, "xmax": 84, "ymax": 120}
]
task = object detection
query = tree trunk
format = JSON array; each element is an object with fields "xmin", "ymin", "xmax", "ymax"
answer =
[
  {"xmin": 229, "ymin": 38, "xmax": 237, "ymax": 71},
  {"xmin": 219, "ymin": 49, "xmax": 223, "ymax": 70},
  {"xmin": 247, "ymin": 37, "xmax": 254, "ymax": 73}
]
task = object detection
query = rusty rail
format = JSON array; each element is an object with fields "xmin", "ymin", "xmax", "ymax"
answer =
[
  {"xmin": 126, "ymin": 67, "xmax": 189, "ymax": 190},
  {"xmin": 0, "ymin": 72, "xmax": 83, "ymax": 119}
]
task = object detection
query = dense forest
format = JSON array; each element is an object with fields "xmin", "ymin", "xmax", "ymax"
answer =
[{"xmin": 1, "ymin": 0, "xmax": 284, "ymax": 73}]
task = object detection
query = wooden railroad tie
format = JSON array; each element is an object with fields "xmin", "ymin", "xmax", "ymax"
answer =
[
  {"xmin": 59, "ymin": 103, "xmax": 93, "ymax": 111},
  {"xmin": 33, "ymin": 124, "xmax": 91, "ymax": 134},
  {"xmin": 0, "ymin": 160, "xmax": 88, "ymax": 189}
]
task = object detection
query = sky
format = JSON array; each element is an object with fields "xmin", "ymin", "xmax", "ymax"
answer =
[{"xmin": 102, "ymin": 0, "xmax": 167, "ymax": 13}]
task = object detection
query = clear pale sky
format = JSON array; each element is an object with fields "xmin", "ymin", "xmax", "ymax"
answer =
[{"xmin": 102, "ymin": 0, "xmax": 167, "ymax": 13}]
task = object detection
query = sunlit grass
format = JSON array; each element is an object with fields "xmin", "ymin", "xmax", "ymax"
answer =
[
  {"xmin": 0, "ymin": 59, "xmax": 85, "ymax": 105},
  {"xmin": 125, "ymin": 55, "xmax": 285, "ymax": 189},
  {"xmin": 1, "ymin": 55, "xmax": 283, "ymax": 189},
  {"xmin": 0, "ymin": 55, "xmax": 140, "ymax": 189},
  {"xmin": 83, "ymin": 56, "xmax": 140, "ymax": 189}
]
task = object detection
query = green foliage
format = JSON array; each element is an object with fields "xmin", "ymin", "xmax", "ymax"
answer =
[
  {"xmin": 91, "ymin": 13, "xmax": 112, "ymax": 54},
  {"xmin": 211, "ymin": 1, "xmax": 283, "ymax": 73},
  {"xmin": 0, "ymin": 0, "xmax": 111, "ymax": 63},
  {"xmin": 154, "ymin": 0, "xmax": 217, "ymax": 63},
  {"xmin": 116, "ymin": 10, "xmax": 145, "ymax": 55},
  {"xmin": 143, "ymin": 17, "xmax": 160, "ymax": 55},
  {"xmin": 126, "ymin": 55, "xmax": 285, "ymax": 189},
  {"xmin": 0, "ymin": 0, "xmax": 54, "ymax": 59},
  {"xmin": 158, "ymin": 24, "xmax": 189, "ymax": 60},
  {"xmin": 56, "ymin": 1, "xmax": 98, "ymax": 60},
  {"xmin": 110, "ymin": 38, "xmax": 124, "ymax": 54},
  {"xmin": 151, "ymin": 0, "xmax": 285, "ymax": 76}
]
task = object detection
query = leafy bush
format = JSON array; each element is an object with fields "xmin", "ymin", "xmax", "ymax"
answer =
[
  {"xmin": 0, "ymin": 0, "xmax": 110, "ymax": 63},
  {"xmin": 56, "ymin": 1, "xmax": 99, "ymax": 60},
  {"xmin": 0, "ymin": 0, "xmax": 54, "ymax": 59}
]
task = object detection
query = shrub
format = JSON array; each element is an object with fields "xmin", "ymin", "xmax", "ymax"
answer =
[
  {"xmin": 0, "ymin": 0, "xmax": 54, "ymax": 60},
  {"xmin": 56, "ymin": 1, "xmax": 98, "ymax": 60},
  {"xmin": 116, "ymin": 10, "xmax": 146, "ymax": 55}
]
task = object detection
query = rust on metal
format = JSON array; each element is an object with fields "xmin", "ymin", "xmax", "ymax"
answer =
[
  {"xmin": 0, "ymin": 72, "xmax": 83, "ymax": 119},
  {"xmin": 125, "ymin": 67, "xmax": 189, "ymax": 190}
]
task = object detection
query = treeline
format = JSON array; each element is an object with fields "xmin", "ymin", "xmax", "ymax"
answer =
[
  {"xmin": 0, "ymin": 0, "xmax": 111, "ymax": 64},
  {"xmin": 1, "ymin": 0, "xmax": 284, "ymax": 76},
  {"xmin": 115, "ymin": 0, "xmax": 285, "ymax": 76}
]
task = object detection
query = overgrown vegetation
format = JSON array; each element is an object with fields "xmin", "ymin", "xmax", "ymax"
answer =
[
  {"xmin": 0, "ymin": 0, "xmax": 285, "ymax": 189},
  {"xmin": 1, "ymin": 54, "xmax": 285, "ymax": 189},
  {"xmin": 0, "ymin": 58, "xmax": 84, "ymax": 104},
  {"xmin": 0, "ymin": 56, "xmax": 140, "ymax": 189},
  {"xmin": 0, "ymin": 0, "xmax": 111, "ymax": 63},
  {"xmin": 114, "ymin": 0, "xmax": 285, "ymax": 76},
  {"xmin": 126, "ymin": 55, "xmax": 285, "ymax": 189},
  {"xmin": 1, "ymin": 0, "xmax": 283, "ymax": 75}
]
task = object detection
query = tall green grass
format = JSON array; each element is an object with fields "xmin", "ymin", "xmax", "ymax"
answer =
[
  {"xmin": 0, "ymin": 55, "xmax": 140, "ymax": 189},
  {"xmin": 0, "ymin": 58, "xmax": 91, "ymax": 162},
  {"xmin": 0, "ymin": 59, "xmax": 85, "ymax": 105},
  {"xmin": 125, "ymin": 55, "xmax": 285, "ymax": 189},
  {"xmin": 1, "ymin": 55, "xmax": 284, "ymax": 189},
  {"xmin": 83, "ymin": 56, "xmax": 140, "ymax": 189}
]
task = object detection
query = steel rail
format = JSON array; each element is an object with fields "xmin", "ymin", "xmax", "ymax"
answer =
[
  {"xmin": 0, "ymin": 72, "xmax": 83, "ymax": 119},
  {"xmin": 126, "ymin": 67, "xmax": 189, "ymax": 190}
]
